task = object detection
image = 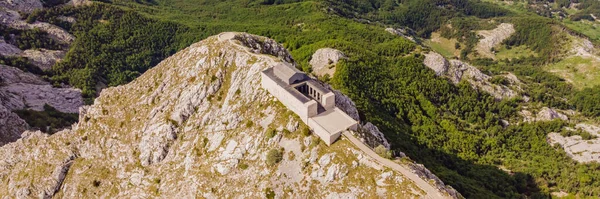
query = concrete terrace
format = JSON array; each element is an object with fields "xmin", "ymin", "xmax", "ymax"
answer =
[{"xmin": 261, "ymin": 62, "xmax": 357, "ymax": 145}]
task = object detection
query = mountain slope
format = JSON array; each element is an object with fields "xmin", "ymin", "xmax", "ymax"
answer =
[{"xmin": 0, "ymin": 33, "xmax": 454, "ymax": 198}]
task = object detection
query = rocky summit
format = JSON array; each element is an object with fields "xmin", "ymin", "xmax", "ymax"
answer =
[{"xmin": 0, "ymin": 33, "xmax": 453, "ymax": 198}]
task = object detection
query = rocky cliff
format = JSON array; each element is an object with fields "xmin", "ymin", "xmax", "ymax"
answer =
[{"xmin": 0, "ymin": 33, "xmax": 452, "ymax": 198}]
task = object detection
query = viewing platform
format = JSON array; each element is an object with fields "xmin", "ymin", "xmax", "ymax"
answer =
[{"xmin": 261, "ymin": 62, "xmax": 358, "ymax": 145}]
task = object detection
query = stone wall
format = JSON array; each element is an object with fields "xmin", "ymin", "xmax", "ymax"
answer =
[
  {"xmin": 261, "ymin": 72, "xmax": 316, "ymax": 122},
  {"xmin": 308, "ymin": 118, "xmax": 341, "ymax": 146},
  {"xmin": 321, "ymin": 92, "xmax": 335, "ymax": 111}
]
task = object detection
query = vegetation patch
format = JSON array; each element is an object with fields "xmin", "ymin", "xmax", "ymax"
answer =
[
  {"xmin": 544, "ymin": 56, "xmax": 600, "ymax": 89},
  {"xmin": 14, "ymin": 104, "xmax": 78, "ymax": 134},
  {"xmin": 266, "ymin": 148, "xmax": 283, "ymax": 166}
]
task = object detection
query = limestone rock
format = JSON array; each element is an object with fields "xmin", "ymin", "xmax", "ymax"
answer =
[
  {"xmin": 0, "ymin": 9, "xmax": 74, "ymax": 45},
  {"xmin": 521, "ymin": 106, "xmax": 569, "ymax": 123},
  {"xmin": 423, "ymin": 52, "xmax": 449, "ymax": 76},
  {"xmin": 410, "ymin": 163, "xmax": 462, "ymax": 199},
  {"xmin": 548, "ymin": 125, "xmax": 600, "ymax": 163},
  {"xmin": 358, "ymin": 122, "xmax": 391, "ymax": 150},
  {"xmin": 0, "ymin": 83, "xmax": 83, "ymax": 113},
  {"xmin": 0, "ymin": 104, "xmax": 28, "ymax": 146},
  {"xmin": 309, "ymin": 48, "xmax": 347, "ymax": 77},
  {"xmin": 423, "ymin": 51, "xmax": 520, "ymax": 100},
  {"xmin": 66, "ymin": 0, "xmax": 92, "ymax": 6},
  {"xmin": 0, "ymin": 0, "xmax": 43, "ymax": 13},
  {"xmin": 0, "ymin": 64, "xmax": 46, "ymax": 85},
  {"xmin": 476, "ymin": 23, "xmax": 515, "ymax": 59},
  {"xmin": 385, "ymin": 27, "xmax": 417, "ymax": 42},
  {"xmin": 0, "ymin": 65, "xmax": 83, "ymax": 113},
  {"xmin": 536, "ymin": 107, "xmax": 568, "ymax": 121},
  {"xmin": 0, "ymin": 33, "xmax": 452, "ymax": 198},
  {"xmin": 233, "ymin": 33, "xmax": 295, "ymax": 64},
  {"xmin": 20, "ymin": 49, "xmax": 66, "ymax": 71},
  {"xmin": 0, "ymin": 39, "xmax": 22, "ymax": 56}
]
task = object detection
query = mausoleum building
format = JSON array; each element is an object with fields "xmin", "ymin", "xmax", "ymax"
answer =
[{"xmin": 261, "ymin": 62, "xmax": 358, "ymax": 145}]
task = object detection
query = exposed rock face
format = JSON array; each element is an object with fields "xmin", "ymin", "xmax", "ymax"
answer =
[
  {"xmin": 0, "ymin": 65, "xmax": 83, "ymax": 113},
  {"xmin": 0, "ymin": 9, "xmax": 75, "ymax": 45},
  {"xmin": 358, "ymin": 122, "xmax": 391, "ymax": 150},
  {"xmin": 233, "ymin": 33, "xmax": 295, "ymax": 64},
  {"xmin": 476, "ymin": 23, "xmax": 515, "ymax": 59},
  {"xmin": 410, "ymin": 163, "xmax": 461, "ymax": 198},
  {"xmin": 0, "ymin": 33, "xmax": 437, "ymax": 198},
  {"xmin": 0, "ymin": 103, "xmax": 28, "ymax": 146},
  {"xmin": 385, "ymin": 27, "xmax": 417, "ymax": 42},
  {"xmin": 66, "ymin": 0, "xmax": 92, "ymax": 6},
  {"xmin": 309, "ymin": 48, "xmax": 347, "ymax": 77},
  {"xmin": 536, "ymin": 107, "xmax": 569, "ymax": 121},
  {"xmin": 521, "ymin": 107, "xmax": 569, "ymax": 122},
  {"xmin": 20, "ymin": 49, "xmax": 66, "ymax": 71},
  {"xmin": 548, "ymin": 124, "xmax": 600, "ymax": 163},
  {"xmin": 0, "ymin": 39, "xmax": 22, "ymax": 56},
  {"xmin": 0, "ymin": 0, "xmax": 43, "ymax": 13},
  {"xmin": 570, "ymin": 36, "xmax": 597, "ymax": 59},
  {"xmin": 423, "ymin": 52, "xmax": 519, "ymax": 99},
  {"xmin": 424, "ymin": 52, "xmax": 449, "ymax": 76}
]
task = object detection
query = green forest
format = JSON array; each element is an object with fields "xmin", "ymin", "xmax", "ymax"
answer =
[{"xmin": 5, "ymin": 0, "xmax": 600, "ymax": 198}]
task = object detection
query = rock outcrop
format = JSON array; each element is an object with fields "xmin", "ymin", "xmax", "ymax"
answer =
[
  {"xmin": 0, "ymin": 9, "xmax": 75, "ymax": 45},
  {"xmin": 423, "ymin": 52, "xmax": 520, "ymax": 99},
  {"xmin": 20, "ymin": 49, "xmax": 66, "ymax": 71},
  {"xmin": 0, "ymin": 103, "xmax": 28, "ymax": 146},
  {"xmin": 0, "ymin": 33, "xmax": 447, "ymax": 198},
  {"xmin": 476, "ymin": 23, "xmax": 515, "ymax": 59},
  {"xmin": 548, "ymin": 124, "xmax": 600, "ymax": 163},
  {"xmin": 385, "ymin": 27, "xmax": 418, "ymax": 43},
  {"xmin": 424, "ymin": 51, "xmax": 449, "ymax": 76},
  {"xmin": 309, "ymin": 48, "xmax": 347, "ymax": 77},
  {"xmin": 0, "ymin": 0, "xmax": 43, "ymax": 13},
  {"xmin": 233, "ymin": 33, "xmax": 295, "ymax": 64},
  {"xmin": 0, "ymin": 65, "xmax": 83, "ymax": 113},
  {"xmin": 521, "ymin": 107, "xmax": 569, "ymax": 122},
  {"xmin": 0, "ymin": 39, "xmax": 22, "ymax": 56}
]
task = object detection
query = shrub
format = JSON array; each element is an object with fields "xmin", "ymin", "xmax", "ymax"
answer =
[
  {"xmin": 238, "ymin": 162, "xmax": 249, "ymax": 170},
  {"xmin": 264, "ymin": 188, "xmax": 275, "ymax": 199},
  {"xmin": 266, "ymin": 148, "xmax": 283, "ymax": 166},
  {"xmin": 301, "ymin": 126, "xmax": 311, "ymax": 137},
  {"xmin": 374, "ymin": 145, "xmax": 393, "ymax": 159},
  {"xmin": 266, "ymin": 128, "xmax": 276, "ymax": 138}
]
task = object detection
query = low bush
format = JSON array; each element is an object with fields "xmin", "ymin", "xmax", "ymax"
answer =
[{"xmin": 266, "ymin": 148, "xmax": 283, "ymax": 166}]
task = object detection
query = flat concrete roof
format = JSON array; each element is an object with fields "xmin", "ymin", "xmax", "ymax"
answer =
[
  {"xmin": 310, "ymin": 108, "xmax": 357, "ymax": 135},
  {"xmin": 263, "ymin": 68, "xmax": 311, "ymax": 103}
]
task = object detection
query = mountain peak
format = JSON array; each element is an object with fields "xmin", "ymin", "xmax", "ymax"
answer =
[{"xmin": 0, "ymin": 33, "xmax": 456, "ymax": 198}]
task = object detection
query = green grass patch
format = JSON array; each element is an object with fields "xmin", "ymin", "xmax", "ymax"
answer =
[
  {"xmin": 424, "ymin": 32, "xmax": 459, "ymax": 58},
  {"xmin": 544, "ymin": 56, "xmax": 600, "ymax": 89},
  {"xmin": 494, "ymin": 45, "xmax": 537, "ymax": 60}
]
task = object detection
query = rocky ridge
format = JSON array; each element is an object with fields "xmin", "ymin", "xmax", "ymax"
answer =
[
  {"xmin": 0, "ymin": 33, "xmax": 454, "ymax": 198},
  {"xmin": 476, "ymin": 23, "xmax": 515, "ymax": 59},
  {"xmin": 309, "ymin": 48, "xmax": 347, "ymax": 78},
  {"xmin": 423, "ymin": 51, "xmax": 521, "ymax": 99},
  {"xmin": 548, "ymin": 123, "xmax": 600, "ymax": 163}
]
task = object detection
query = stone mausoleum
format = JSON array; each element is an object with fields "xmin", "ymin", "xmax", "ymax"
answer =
[{"xmin": 261, "ymin": 62, "xmax": 358, "ymax": 145}]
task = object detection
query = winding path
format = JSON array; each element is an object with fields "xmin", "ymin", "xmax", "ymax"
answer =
[
  {"xmin": 342, "ymin": 131, "xmax": 451, "ymax": 199},
  {"xmin": 219, "ymin": 32, "xmax": 451, "ymax": 199}
]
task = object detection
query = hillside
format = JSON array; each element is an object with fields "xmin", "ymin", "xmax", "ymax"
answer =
[
  {"xmin": 3, "ymin": 0, "xmax": 600, "ymax": 198},
  {"xmin": 0, "ymin": 33, "xmax": 459, "ymax": 198}
]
